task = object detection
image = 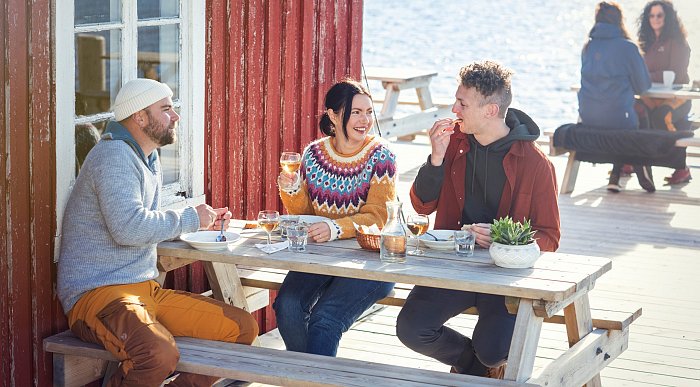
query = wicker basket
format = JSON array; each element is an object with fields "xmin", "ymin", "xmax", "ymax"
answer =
[{"xmin": 357, "ymin": 232, "xmax": 381, "ymax": 251}]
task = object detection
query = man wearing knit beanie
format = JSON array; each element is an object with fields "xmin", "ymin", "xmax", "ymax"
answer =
[
  {"xmin": 57, "ymin": 78, "xmax": 259, "ymax": 386},
  {"xmin": 112, "ymin": 78, "xmax": 179, "ymax": 148}
]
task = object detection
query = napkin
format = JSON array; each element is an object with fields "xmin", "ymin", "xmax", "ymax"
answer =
[
  {"xmin": 255, "ymin": 240, "xmax": 289, "ymax": 254},
  {"xmin": 353, "ymin": 222, "xmax": 381, "ymax": 235}
]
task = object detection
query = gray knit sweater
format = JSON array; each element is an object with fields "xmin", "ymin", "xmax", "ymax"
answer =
[{"xmin": 57, "ymin": 122, "xmax": 200, "ymax": 313}]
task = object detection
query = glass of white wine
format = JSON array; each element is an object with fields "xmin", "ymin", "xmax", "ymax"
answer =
[
  {"xmin": 280, "ymin": 152, "xmax": 302, "ymax": 185},
  {"xmin": 257, "ymin": 210, "xmax": 280, "ymax": 252},
  {"xmin": 406, "ymin": 214, "xmax": 429, "ymax": 255}
]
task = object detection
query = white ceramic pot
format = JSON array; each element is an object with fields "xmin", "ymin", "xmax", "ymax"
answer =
[{"xmin": 489, "ymin": 242, "xmax": 541, "ymax": 268}]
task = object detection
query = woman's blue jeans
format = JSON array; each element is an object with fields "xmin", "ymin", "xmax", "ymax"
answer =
[{"xmin": 272, "ymin": 271, "xmax": 394, "ymax": 356}]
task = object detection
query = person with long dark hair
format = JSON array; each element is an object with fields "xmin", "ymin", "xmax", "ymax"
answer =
[
  {"xmin": 578, "ymin": 1, "xmax": 654, "ymax": 192},
  {"xmin": 274, "ymin": 79, "xmax": 396, "ymax": 356},
  {"xmin": 638, "ymin": 0, "xmax": 692, "ymax": 184}
]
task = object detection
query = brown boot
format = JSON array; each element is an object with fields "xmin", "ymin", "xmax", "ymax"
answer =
[
  {"xmin": 452, "ymin": 363, "xmax": 506, "ymax": 379},
  {"xmin": 485, "ymin": 363, "xmax": 506, "ymax": 379}
]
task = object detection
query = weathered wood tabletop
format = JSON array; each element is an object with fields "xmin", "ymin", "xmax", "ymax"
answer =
[{"xmin": 159, "ymin": 229, "xmax": 610, "ymax": 303}]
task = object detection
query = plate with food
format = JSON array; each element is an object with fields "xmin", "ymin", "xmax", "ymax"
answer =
[
  {"xmin": 419, "ymin": 229, "xmax": 455, "ymax": 250},
  {"xmin": 180, "ymin": 231, "xmax": 240, "ymax": 251}
]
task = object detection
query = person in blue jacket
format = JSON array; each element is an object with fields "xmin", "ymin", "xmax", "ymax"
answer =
[{"xmin": 578, "ymin": 1, "xmax": 654, "ymax": 193}]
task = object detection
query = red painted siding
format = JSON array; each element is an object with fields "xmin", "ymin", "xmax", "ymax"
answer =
[
  {"xmin": 0, "ymin": 0, "xmax": 363, "ymax": 384},
  {"xmin": 1, "ymin": 0, "xmax": 58, "ymax": 385},
  {"xmin": 202, "ymin": 0, "xmax": 363, "ymax": 331}
]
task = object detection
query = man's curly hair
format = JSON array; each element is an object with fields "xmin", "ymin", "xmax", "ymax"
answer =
[{"xmin": 458, "ymin": 61, "xmax": 513, "ymax": 118}]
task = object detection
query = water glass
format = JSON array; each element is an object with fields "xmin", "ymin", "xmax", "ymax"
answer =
[
  {"xmin": 454, "ymin": 230, "xmax": 475, "ymax": 257},
  {"xmin": 279, "ymin": 214, "xmax": 300, "ymax": 239},
  {"xmin": 287, "ymin": 225, "xmax": 308, "ymax": 252}
]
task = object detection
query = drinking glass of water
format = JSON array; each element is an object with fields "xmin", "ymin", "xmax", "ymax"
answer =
[
  {"xmin": 279, "ymin": 214, "xmax": 300, "ymax": 239},
  {"xmin": 287, "ymin": 225, "xmax": 309, "ymax": 252},
  {"xmin": 454, "ymin": 230, "xmax": 475, "ymax": 257}
]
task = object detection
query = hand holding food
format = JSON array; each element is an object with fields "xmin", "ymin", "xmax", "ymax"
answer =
[{"xmin": 428, "ymin": 118, "xmax": 462, "ymax": 166}]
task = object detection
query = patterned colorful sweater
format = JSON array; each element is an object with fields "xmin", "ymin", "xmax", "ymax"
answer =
[{"xmin": 280, "ymin": 136, "xmax": 397, "ymax": 240}]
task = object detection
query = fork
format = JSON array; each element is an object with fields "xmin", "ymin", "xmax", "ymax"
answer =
[
  {"xmin": 215, "ymin": 219, "xmax": 227, "ymax": 242},
  {"xmin": 424, "ymin": 231, "xmax": 439, "ymax": 241}
]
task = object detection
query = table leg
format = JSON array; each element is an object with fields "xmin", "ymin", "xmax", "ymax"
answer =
[
  {"xmin": 504, "ymin": 299, "xmax": 544, "ymax": 382},
  {"xmin": 561, "ymin": 151, "xmax": 580, "ymax": 194},
  {"xmin": 379, "ymin": 85, "xmax": 400, "ymax": 119},
  {"xmin": 564, "ymin": 294, "xmax": 602, "ymax": 387},
  {"xmin": 415, "ymin": 86, "xmax": 434, "ymax": 110},
  {"xmin": 203, "ymin": 261, "xmax": 251, "ymax": 312}
]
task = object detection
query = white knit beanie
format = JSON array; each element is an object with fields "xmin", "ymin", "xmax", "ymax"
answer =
[{"xmin": 112, "ymin": 79, "xmax": 174, "ymax": 121}]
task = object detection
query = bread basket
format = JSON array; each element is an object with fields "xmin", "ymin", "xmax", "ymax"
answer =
[{"xmin": 356, "ymin": 231, "xmax": 381, "ymax": 251}]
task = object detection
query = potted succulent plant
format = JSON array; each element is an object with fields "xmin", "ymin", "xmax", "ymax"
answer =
[{"xmin": 489, "ymin": 216, "xmax": 541, "ymax": 268}]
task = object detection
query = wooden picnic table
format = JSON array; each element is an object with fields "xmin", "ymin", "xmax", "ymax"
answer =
[
  {"xmin": 553, "ymin": 83, "xmax": 700, "ymax": 194},
  {"xmin": 364, "ymin": 66, "xmax": 453, "ymax": 138},
  {"xmin": 157, "ymin": 225, "xmax": 626, "ymax": 385}
]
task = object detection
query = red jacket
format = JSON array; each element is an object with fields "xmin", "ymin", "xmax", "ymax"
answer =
[{"xmin": 410, "ymin": 132, "xmax": 561, "ymax": 252}]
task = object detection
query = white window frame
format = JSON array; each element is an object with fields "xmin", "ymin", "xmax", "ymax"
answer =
[{"xmin": 54, "ymin": 0, "xmax": 206, "ymax": 258}]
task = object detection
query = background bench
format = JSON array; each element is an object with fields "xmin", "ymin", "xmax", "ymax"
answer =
[
  {"xmin": 234, "ymin": 266, "xmax": 641, "ymax": 331},
  {"xmin": 44, "ymin": 330, "xmax": 534, "ymax": 387},
  {"xmin": 543, "ymin": 130, "xmax": 700, "ymax": 194}
]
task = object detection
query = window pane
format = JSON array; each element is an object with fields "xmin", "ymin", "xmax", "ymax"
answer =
[
  {"xmin": 75, "ymin": 122, "xmax": 102, "ymax": 176},
  {"xmin": 138, "ymin": 1, "xmax": 180, "ymax": 20},
  {"xmin": 138, "ymin": 25, "xmax": 180, "ymax": 99},
  {"xmin": 159, "ymin": 107, "xmax": 181, "ymax": 185},
  {"xmin": 75, "ymin": 0, "xmax": 121, "ymax": 25},
  {"xmin": 75, "ymin": 31, "xmax": 122, "ymax": 117}
]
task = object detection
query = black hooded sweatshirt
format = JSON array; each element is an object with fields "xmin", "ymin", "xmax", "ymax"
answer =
[{"xmin": 415, "ymin": 108, "xmax": 540, "ymax": 225}]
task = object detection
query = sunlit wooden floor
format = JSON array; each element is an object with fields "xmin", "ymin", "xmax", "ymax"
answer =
[{"xmin": 243, "ymin": 138, "xmax": 700, "ymax": 386}]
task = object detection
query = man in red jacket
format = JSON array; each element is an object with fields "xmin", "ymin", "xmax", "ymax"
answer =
[{"xmin": 396, "ymin": 60, "xmax": 560, "ymax": 379}]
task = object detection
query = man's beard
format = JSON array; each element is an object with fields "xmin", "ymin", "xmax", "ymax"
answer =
[{"xmin": 144, "ymin": 110, "xmax": 176, "ymax": 146}]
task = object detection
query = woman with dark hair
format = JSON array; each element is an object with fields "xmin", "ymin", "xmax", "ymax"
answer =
[
  {"xmin": 578, "ymin": 1, "xmax": 654, "ymax": 192},
  {"xmin": 273, "ymin": 79, "xmax": 396, "ymax": 356},
  {"xmin": 638, "ymin": 0, "xmax": 692, "ymax": 184}
]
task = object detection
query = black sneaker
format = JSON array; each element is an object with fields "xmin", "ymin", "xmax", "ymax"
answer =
[
  {"xmin": 607, "ymin": 174, "xmax": 621, "ymax": 193},
  {"xmin": 633, "ymin": 165, "xmax": 656, "ymax": 192}
]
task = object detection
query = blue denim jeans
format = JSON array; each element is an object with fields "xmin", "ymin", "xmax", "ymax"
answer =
[{"xmin": 272, "ymin": 271, "xmax": 394, "ymax": 356}]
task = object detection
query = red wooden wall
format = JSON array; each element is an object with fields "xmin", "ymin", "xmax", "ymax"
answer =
[
  {"xmin": 196, "ymin": 0, "xmax": 363, "ymax": 332},
  {"xmin": 1, "ymin": 0, "xmax": 362, "ymax": 384},
  {"xmin": 1, "ymin": 0, "xmax": 58, "ymax": 385}
]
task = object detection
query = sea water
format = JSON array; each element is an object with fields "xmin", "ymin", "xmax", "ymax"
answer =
[{"xmin": 363, "ymin": 0, "xmax": 700, "ymax": 131}]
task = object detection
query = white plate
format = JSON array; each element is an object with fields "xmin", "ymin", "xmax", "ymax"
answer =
[
  {"xmin": 299, "ymin": 215, "xmax": 331, "ymax": 224},
  {"xmin": 419, "ymin": 229, "xmax": 456, "ymax": 250},
  {"xmin": 180, "ymin": 231, "xmax": 240, "ymax": 251}
]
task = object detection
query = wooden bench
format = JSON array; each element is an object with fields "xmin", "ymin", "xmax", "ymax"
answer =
[
  {"xmin": 44, "ymin": 330, "xmax": 535, "ymax": 387},
  {"xmin": 155, "ymin": 256, "xmax": 642, "ymax": 331},
  {"xmin": 364, "ymin": 66, "xmax": 452, "ymax": 139},
  {"xmin": 233, "ymin": 265, "xmax": 641, "ymax": 331},
  {"xmin": 543, "ymin": 130, "xmax": 700, "ymax": 194}
]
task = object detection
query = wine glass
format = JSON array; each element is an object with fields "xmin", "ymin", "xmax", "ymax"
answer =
[
  {"xmin": 280, "ymin": 152, "xmax": 302, "ymax": 185},
  {"xmin": 406, "ymin": 214, "xmax": 429, "ymax": 255},
  {"xmin": 257, "ymin": 210, "xmax": 280, "ymax": 252}
]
